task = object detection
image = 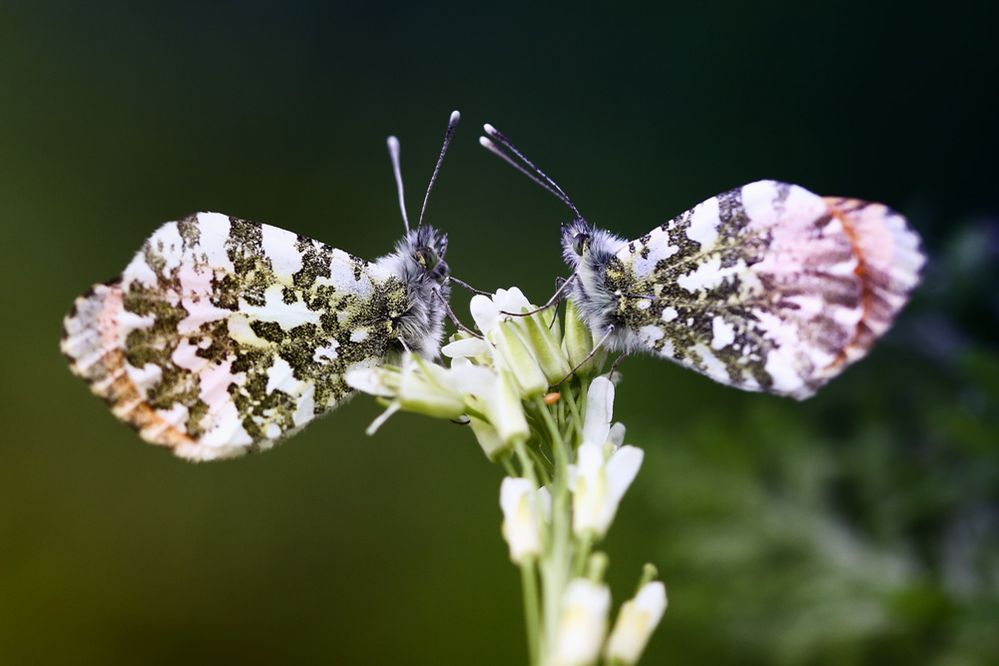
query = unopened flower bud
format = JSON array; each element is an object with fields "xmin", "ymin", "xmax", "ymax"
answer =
[
  {"xmin": 551, "ymin": 578, "xmax": 611, "ymax": 666},
  {"xmin": 523, "ymin": 308, "xmax": 572, "ymax": 384},
  {"xmin": 469, "ymin": 415, "xmax": 509, "ymax": 461},
  {"xmin": 397, "ymin": 357, "xmax": 465, "ymax": 419},
  {"xmin": 488, "ymin": 371, "xmax": 531, "ymax": 444},
  {"xmin": 562, "ymin": 300, "xmax": 603, "ymax": 377},
  {"xmin": 499, "ymin": 477, "xmax": 550, "ymax": 563},
  {"xmin": 494, "ymin": 320, "xmax": 547, "ymax": 397},
  {"xmin": 571, "ymin": 441, "xmax": 643, "ymax": 540},
  {"xmin": 604, "ymin": 581, "xmax": 668, "ymax": 665}
]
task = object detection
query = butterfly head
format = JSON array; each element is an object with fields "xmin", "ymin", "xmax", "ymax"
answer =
[
  {"xmin": 406, "ymin": 225, "xmax": 450, "ymax": 284},
  {"xmin": 561, "ymin": 218, "xmax": 599, "ymax": 268}
]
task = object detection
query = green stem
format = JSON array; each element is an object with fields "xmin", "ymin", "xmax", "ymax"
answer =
[
  {"xmin": 501, "ymin": 455, "xmax": 517, "ymax": 478},
  {"xmin": 528, "ymin": 448, "xmax": 553, "ymax": 485},
  {"xmin": 513, "ymin": 438, "xmax": 539, "ymax": 488},
  {"xmin": 520, "ymin": 559, "xmax": 541, "ymax": 666},
  {"xmin": 512, "ymin": 437, "xmax": 545, "ymax": 664},
  {"xmin": 535, "ymin": 397, "xmax": 568, "ymax": 477},
  {"xmin": 534, "ymin": 396, "xmax": 573, "ymax": 660},
  {"xmin": 573, "ymin": 531, "xmax": 594, "ymax": 578},
  {"xmin": 563, "ymin": 386, "xmax": 585, "ymax": 443}
]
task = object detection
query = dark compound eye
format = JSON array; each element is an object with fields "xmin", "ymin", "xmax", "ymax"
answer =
[
  {"xmin": 416, "ymin": 248, "xmax": 439, "ymax": 270},
  {"xmin": 572, "ymin": 233, "xmax": 590, "ymax": 256}
]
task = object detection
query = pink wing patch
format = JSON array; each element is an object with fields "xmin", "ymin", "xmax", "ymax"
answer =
[
  {"xmin": 823, "ymin": 197, "xmax": 924, "ymax": 372},
  {"xmin": 62, "ymin": 280, "xmax": 200, "ymax": 452}
]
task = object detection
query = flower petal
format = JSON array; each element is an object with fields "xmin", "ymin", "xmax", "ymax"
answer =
[
  {"xmin": 470, "ymin": 294, "xmax": 500, "ymax": 334},
  {"xmin": 441, "ymin": 337, "xmax": 492, "ymax": 358},
  {"xmin": 365, "ymin": 402, "xmax": 401, "ymax": 435},
  {"xmin": 494, "ymin": 287, "xmax": 532, "ymax": 315},
  {"xmin": 500, "ymin": 477, "xmax": 547, "ymax": 563},
  {"xmin": 551, "ymin": 579, "xmax": 611, "ymax": 666},
  {"xmin": 582, "ymin": 376, "xmax": 615, "ymax": 446},
  {"xmin": 345, "ymin": 367, "xmax": 397, "ymax": 397},
  {"xmin": 608, "ymin": 422, "xmax": 627, "ymax": 449},
  {"xmin": 605, "ymin": 581, "xmax": 667, "ymax": 665},
  {"xmin": 606, "ymin": 445, "xmax": 643, "ymax": 505}
]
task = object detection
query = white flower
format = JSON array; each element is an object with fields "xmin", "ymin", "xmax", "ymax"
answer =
[
  {"xmin": 440, "ymin": 335, "xmax": 492, "ymax": 360},
  {"xmin": 604, "ymin": 581, "xmax": 668, "ymax": 665},
  {"xmin": 343, "ymin": 363, "xmax": 399, "ymax": 398},
  {"xmin": 570, "ymin": 377, "xmax": 644, "ymax": 539},
  {"xmin": 500, "ymin": 477, "xmax": 551, "ymax": 563},
  {"xmin": 550, "ymin": 578, "xmax": 611, "ymax": 666},
  {"xmin": 453, "ymin": 362, "xmax": 529, "ymax": 447},
  {"xmin": 397, "ymin": 355, "xmax": 465, "ymax": 418},
  {"xmin": 345, "ymin": 353, "xmax": 465, "ymax": 433},
  {"xmin": 470, "ymin": 288, "xmax": 548, "ymax": 396},
  {"xmin": 494, "ymin": 321, "xmax": 547, "ymax": 396},
  {"xmin": 469, "ymin": 287, "xmax": 533, "ymax": 335},
  {"xmin": 346, "ymin": 349, "xmax": 534, "ymax": 451},
  {"xmin": 582, "ymin": 376, "xmax": 615, "ymax": 446}
]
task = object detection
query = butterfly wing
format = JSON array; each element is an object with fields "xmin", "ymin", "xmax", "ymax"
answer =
[
  {"xmin": 608, "ymin": 180, "xmax": 923, "ymax": 399},
  {"xmin": 62, "ymin": 212, "xmax": 409, "ymax": 460}
]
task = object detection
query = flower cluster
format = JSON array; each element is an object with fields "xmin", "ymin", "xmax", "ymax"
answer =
[{"xmin": 347, "ymin": 287, "xmax": 666, "ymax": 666}]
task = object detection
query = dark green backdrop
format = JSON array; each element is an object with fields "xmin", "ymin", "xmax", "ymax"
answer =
[{"xmin": 2, "ymin": 2, "xmax": 997, "ymax": 664}]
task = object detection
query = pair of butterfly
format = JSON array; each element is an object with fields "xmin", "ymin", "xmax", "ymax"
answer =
[{"xmin": 62, "ymin": 111, "xmax": 925, "ymax": 461}]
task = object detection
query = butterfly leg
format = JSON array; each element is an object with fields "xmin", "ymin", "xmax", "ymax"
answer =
[
  {"xmin": 433, "ymin": 288, "xmax": 483, "ymax": 338},
  {"xmin": 608, "ymin": 352, "xmax": 628, "ymax": 376},
  {"xmin": 555, "ymin": 324, "xmax": 614, "ymax": 386},
  {"xmin": 547, "ymin": 276, "xmax": 569, "ymax": 330},
  {"xmin": 447, "ymin": 276, "xmax": 493, "ymax": 296}
]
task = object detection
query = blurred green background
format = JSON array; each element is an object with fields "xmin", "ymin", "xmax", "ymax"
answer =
[{"xmin": 2, "ymin": 2, "xmax": 997, "ymax": 664}]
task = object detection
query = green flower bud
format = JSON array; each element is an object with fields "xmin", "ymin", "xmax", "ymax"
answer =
[
  {"xmin": 469, "ymin": 415, "xmax": 510, "ymax": 461},
  {"xmin": 523, "ymin": 308, "xmax": 572, "ymax": 384},
  {"xmin": 489, "ymin": 370, "xmax": 531, "ymax": 444},
  {"xmin": 397, "ymin": 356, "xmax": 466, "ymax": 419},
  {"xmin": 494, "ymin": 320, "xmax": 547, "ymax": 397},
  {"xmin": 562, "ymin": 300, "xmax": 605, "ymax": 377}
]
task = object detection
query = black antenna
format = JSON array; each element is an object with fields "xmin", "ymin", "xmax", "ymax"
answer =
[
  {"xmin": 418, "ymin": 110, "xmax": 461, "ymax": 227},
  {"xmin": 480, "ymin": 123, "xmax": 582, "ymax": 219},
  {"xmin": 479, "ymin": 137, "xmax": 567, "ymax": 202},
  {"xmin": 386, "ymin": 136, "xmax": 410, "ymax": 233}
]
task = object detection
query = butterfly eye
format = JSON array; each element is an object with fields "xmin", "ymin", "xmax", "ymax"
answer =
[
  {"xmin": 416, "ymin": 248, "xmax": 439, "ymax": 270},
  {"xmin": 572, "ymin": 233, "xmax": 590, "ymax": 256}
]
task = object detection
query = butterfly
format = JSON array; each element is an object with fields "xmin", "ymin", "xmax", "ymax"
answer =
[
  {"xmin": 480, "ymin": 124, "xmax": 925, "ymax": 399},
  {"xmin": 61, "ymin": 111, "xmax": 461, "ymax": 461}
]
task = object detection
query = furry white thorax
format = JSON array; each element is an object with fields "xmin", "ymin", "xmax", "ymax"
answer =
[
  {"xmin": 374, "ymin": 225, "xmax": 450, "ymax": 358},
  {"xmin": 561, "ymin": 218, "xmax": 634, "ymax": 350}
]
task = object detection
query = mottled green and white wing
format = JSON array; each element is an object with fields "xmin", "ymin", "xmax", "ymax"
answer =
[
  {"xmin": 607, "ymin": 180, "xmax": 924, "ymax": 399},
  {"xmin": 61, "ymin": 212, "xmax": 408, "ymax": 460}
]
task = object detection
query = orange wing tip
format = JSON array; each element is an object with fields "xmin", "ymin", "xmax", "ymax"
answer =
[
  {"xmin": 821, "ymin": 197, "xmax": 926, "ymax": 371},
  {"xmin": 62, "ymin": 281, "xmax": 209, "ymax": 459}
]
